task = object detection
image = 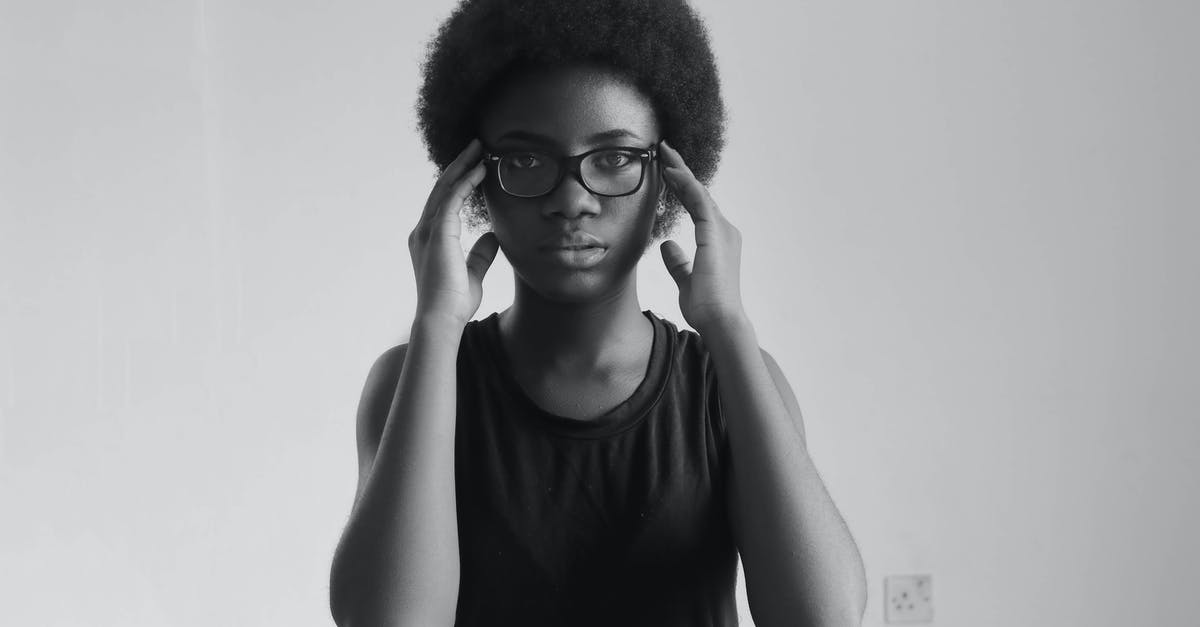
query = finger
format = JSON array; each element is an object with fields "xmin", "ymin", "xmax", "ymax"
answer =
[
  {"xmin": 422, "ymin": 138, "xmax": 483, "ymax": 224},
  {"xmin": 440, "ymin": 162, "xmax": 487, "ymax": 221},
  {"xmin": 466, "ymin": 231, "xmax": 500, "ymax": 286},
  {"xmin": 657, "ymin": 139, "xmax": 697, "ymax": 176},
  {"xmin": 423, "ymin": 162, "xmax": 486, "ymax": 242},
  {"xmin": 659, "ymin": 140, "xmax": 719, "ymax": 223},
  {"xmin": 413, "ymin": 161, "xmax": 485, "ymax": 252},
  {"xmin": 440, "ymin": 137, "xmax": 484, "ymax": 186},
  {"xmin": 660, "ymin": 240, "xmax": 692, "ymax": 287}
]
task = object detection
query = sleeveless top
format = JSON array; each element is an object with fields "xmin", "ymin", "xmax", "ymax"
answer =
[{"xmin": 453, "ymin": 310, "xmax": 739, "ymax": 627}]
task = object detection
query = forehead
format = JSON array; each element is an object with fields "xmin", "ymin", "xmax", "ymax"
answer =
[{"xmin": 479, "ymin": 66, "xmax": 660, "ymax": 152}]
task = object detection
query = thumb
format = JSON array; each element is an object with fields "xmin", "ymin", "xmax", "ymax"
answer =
[
  {"xmin": 466, "ymin": 231, "xmax": 500, "ymax": 286},
  {"xmin": 660, "ymin": 240, "xmax": 692, "ymax": 287}
]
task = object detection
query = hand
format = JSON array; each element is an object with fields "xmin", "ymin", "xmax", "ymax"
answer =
[
  {"xmin": 658, "ymin": 140, "xmax": 748, "ymax": 336},
  {"xmin": 408, "ymin": 138, "xmax": 500, "ymax": 329}
]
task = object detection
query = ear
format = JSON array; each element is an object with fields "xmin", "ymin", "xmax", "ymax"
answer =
[
  {"xmin": 654, "ymin": 183, "xmax": 668, "ymax": 215},
  {"xmin": 478, "ymin": 188, "xmax": 493, "ymax": 220}
]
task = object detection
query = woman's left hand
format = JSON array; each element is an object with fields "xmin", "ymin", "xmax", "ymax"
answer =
[{"xmin": 658, "ymin": 140, "xmax": 748, "ymax": 336}]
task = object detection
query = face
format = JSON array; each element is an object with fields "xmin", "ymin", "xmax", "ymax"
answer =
[{"xmin": 479, "ymin": 66, "xmax": 663, "ymax": 304}]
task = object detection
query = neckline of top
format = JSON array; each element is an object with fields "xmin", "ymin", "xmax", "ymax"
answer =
[{"xmin": 477, "ymin": 309, "xmax": 674, "ymax": 439}]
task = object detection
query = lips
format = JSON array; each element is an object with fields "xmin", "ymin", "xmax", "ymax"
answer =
[
  {"xmin": 535, "ymin": 231, "xmax": 608, "ymax": 269},
  {"xmin": 537, "ymin": 231, "xmax": 607, "ymax": 251}
]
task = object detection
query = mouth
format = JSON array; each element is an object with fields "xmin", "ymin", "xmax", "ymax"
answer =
[
  {"xmin": 546, "ymin": 244, "xmax": 605, "ymax": 251},
  {"xmin": 539, "ymin": 245, "xmax": 608, "ymax": 268},
  {"xmin": 538, "ymin": 230, "xmax": 608, "ymax": 251}
]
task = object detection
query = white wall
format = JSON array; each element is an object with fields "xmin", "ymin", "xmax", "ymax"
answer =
[{"xmin": 2, "ymin": 1, "xmax": 1196, "ymax": 625}]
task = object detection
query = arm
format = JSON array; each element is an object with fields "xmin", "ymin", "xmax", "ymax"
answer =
[
  {"xmin": 707, "ymin": 321, "xmax": 867, "ymax": 627},
  {"xmin": 655, "ymin": 140, "xmax": 866, "ymax": 626},
  {"xmin": 329, "ymin": 138, "xmax": 499, "ymax": 627},
  {"xmin": 328, "ymin": 317, "xmax": 466, "ymax": 627}
]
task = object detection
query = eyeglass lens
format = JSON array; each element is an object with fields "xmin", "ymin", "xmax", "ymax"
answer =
[{"xmin": 497, "ymin": 149, "xmax": 645, "ymax": 197}]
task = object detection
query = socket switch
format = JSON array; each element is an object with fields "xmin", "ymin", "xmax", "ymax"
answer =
[{"xmin": 884, "ymin": 574, "xmax": 933, "ymax": 623}]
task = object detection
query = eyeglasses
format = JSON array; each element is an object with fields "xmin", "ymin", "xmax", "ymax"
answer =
[{"xmin": 482, "ymin": 145, "xmax": 658, "ymax": 198}]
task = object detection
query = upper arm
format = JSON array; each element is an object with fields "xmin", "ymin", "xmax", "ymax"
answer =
[
  {"xmin": 760, "ymin": 348, "xmax": 806, "ymax": 444},
  {"xmin": 352, "ymin": 343, "xmax": 409, "ymax": 506}
]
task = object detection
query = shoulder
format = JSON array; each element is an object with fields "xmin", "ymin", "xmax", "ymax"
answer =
[
  {"xmin": 647, "ymin": 312, "xmax": 703, "ymax": 360},
  {"xmin": 353, "ymin": 315, "xmax": 488, "ymax": 451},
  {"xmin": 758, "ymin": 347, "xmax": 786, "ymax": 380},
  {"xmin": 657, "ymin": 312, "xmax": 787, "ymax": 387},
  {"xmin": 362, "ymin": 343, "xmax": 409, "ymax": 403},
  {"xmin": 659, "ymin": 316, "xmax": 806, "ymax": 442},
  {"xmin": 755, "ymin": 347, "xmax": 810, "ymax": 443},
  {"xmin": 355, "ymin": 343, "xmax": 409, "ymax": 467}
]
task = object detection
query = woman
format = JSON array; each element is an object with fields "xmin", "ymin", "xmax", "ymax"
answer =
[{"xmin": 330, "ymin": 1, "xmax": 867, "ymax": 625}]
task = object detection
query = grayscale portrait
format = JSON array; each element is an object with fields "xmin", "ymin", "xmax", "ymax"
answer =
[{"xmin": 1, "ymin": 1, "xmax": 1194, "ymax": 626}]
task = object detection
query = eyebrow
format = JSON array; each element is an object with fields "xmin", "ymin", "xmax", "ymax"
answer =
[{"xmin": 493, "ymin": 128, "xmax": 645, "ymax": 146}]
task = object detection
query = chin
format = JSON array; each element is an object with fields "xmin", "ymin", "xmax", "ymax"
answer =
[
  {"xmin": 513, "ymin": 264, "xmax": 633, "ymax": 305},
  {"xmin": 524, "ymin": 274, "xmax": 612, "ymax": 304}
]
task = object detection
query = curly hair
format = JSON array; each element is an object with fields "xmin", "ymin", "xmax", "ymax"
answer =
[{"xmin": 416, "ymin": 0, "xmax": 725, "ymax": 239}]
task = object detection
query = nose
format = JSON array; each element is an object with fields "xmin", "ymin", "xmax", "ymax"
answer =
[{"xmin": 541, "ymin": 170, "xmax": 601, "ymax": 220}]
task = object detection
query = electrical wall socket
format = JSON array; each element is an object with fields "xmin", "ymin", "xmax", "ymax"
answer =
[{"xmin": 884, "ymin": 574, "xmax": 933, "ymax": 623}]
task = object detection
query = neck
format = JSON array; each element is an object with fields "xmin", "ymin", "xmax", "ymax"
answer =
[{"xmin": 498, "ymin": 275, "xmax": 652, "ymax": 376}]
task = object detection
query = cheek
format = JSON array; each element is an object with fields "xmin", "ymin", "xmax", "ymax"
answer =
[
  {"xmin": 481, "ymin": 194, "xmax": 542, "ymax": 262},
  {"xmin": 628, "ymin": 190, "xmax": 661, "ymax": 229},
  {"xmin": 481, "ymin": 184, "xmax": 521, "ymax": 228},
  {"xmin": 480, "ymin": 175, "xmax": 504, "ymax": 217}
]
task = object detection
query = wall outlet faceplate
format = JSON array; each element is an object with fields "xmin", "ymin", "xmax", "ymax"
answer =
[{"xmin": 884, "ymin": 574, "xmax": 933, "ymax": 623}]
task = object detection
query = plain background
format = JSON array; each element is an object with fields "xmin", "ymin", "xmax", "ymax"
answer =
[{"xmin": 2, "ymin": 1, "xmax": 1196, "ymax": 625}]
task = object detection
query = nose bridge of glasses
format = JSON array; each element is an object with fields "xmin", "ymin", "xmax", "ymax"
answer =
[
  {"xmin": 527, "ymin": 152, "xmax": 617, "ymax": 197},
  {"xmin": 544, "ymin": 163, "xmax": 601, "ymax": 217},
  {"xmin": 530, "ymin": 154, "xmax": 589, "ymax": 198}
]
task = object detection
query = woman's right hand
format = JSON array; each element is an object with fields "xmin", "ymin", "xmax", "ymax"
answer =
[{"xmin": 408, "ymin": 138, "xmax": 500, "ymax": 329}]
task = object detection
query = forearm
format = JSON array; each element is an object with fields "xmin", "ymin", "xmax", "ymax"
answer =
[
  {"xmin": 705, "ymin": 317, "xmax": 867, "ymax": 627},
  {"xmin": 330, "ymin": 316, "xmax": 464, "ymax": 627}
]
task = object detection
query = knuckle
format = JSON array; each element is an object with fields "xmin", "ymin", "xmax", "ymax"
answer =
[
  {"xmin": 448, "ymin": 174, "xmax": 478, "ymax": 202},
  {"xmin": 447, "ymin": 184, "xmax": 467, "ymax": 205}
]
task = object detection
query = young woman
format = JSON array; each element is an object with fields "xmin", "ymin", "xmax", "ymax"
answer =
[{"xmin": 330, "ymin": 1, "xmax": 867, "ymax": 625}]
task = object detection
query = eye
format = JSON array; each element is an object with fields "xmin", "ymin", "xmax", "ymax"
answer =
[
  {"xmin": 593, "ymin": 150, "xmax": 634, "ymax": 170},
  {"xmin": 507, "ymin": 153, "xmax": 544, "ymax": 169}
]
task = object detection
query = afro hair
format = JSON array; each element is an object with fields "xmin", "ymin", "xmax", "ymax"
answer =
[{"xmin": 416, "ymin": 0, "xmax": 726, "ymax": 239}]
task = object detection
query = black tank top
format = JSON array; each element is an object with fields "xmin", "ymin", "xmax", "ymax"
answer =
[{"xmin": 453, "ymin": 310, "xmax": 739, "ymax": 626}]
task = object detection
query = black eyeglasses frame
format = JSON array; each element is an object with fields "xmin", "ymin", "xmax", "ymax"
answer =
[{"xmin": 481, "ymin": 144, "xmax": 659, "ymax": 199}]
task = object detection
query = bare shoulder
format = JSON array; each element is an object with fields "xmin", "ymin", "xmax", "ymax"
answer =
[
  {"xmin": 759, "ymin": 347, "xmax": 807, "ymax": 442},
  {"xmin": 352, "ymin": 343, "xmax": 409, "ymax": 500},
  {"xmin": 364, "ymin": 342, "xmax": 410, "ymax": 393},
  {"xmin": 358, "ymin": 343, "xmax": 409, "ymax": 450}
]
